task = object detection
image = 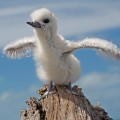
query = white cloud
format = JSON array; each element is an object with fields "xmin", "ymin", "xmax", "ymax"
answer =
[
  {"xmin": 57, "ymin": 1, "xmax": 120, "ymax": 35},
  {"xmin": 0, "ymin": 78, "xmax": 3, "ymax": 83},
  {"xmin": 0, "ymin": 83, "xmax": 40, "ymax": 120},
  {"xmin": 0, "ymin": 91, "xmax": 25, "ymax": 119},
  {"xmin": 75, "ymin": 67, "xmax": 120, "ymax": 118},
  {"xmin": 0, "ymin": 5, "xmax": 37, "ymax": 17},
  {"xmin": 0, "ymin": 1, "xmax": 86, "ymax": 17},
  {"xmin": 79, "ymin": 71, "xmax": 120, "ymax": 88},
  {"xmin": 76, "ymin": 66, "xmax": 120, "ymax": 94},
  {"xmin": 0, "ymin": 92, "xmax": 12, "ymax": 103},
  {"xmin": 28, "ymin": 84, "xmax": 42, "ymax": 92},
  {"xmin": 0, "ymin": 1, "xmax": 120, "ymax": 48}
]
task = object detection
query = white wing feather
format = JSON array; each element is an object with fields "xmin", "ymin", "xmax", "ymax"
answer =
[
  {"xmin": 66, "ymin": 38, "xmax": 120, "ymax": 60},
  {"xmin": 3, "ymin": 36, "xmax": 36, "ymax": 59}
]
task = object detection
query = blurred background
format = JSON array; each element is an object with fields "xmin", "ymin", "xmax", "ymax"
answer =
[{"xmin": 0, "ymin": 0, "xmax": 120, "ymax": 119}]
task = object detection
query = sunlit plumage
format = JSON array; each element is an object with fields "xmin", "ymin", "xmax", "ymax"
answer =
[{"xmin": 3, "ymin": 8, "xmax": 120, "ymax": 96}]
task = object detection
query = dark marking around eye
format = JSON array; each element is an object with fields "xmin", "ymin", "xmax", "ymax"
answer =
[{"xmin": 43, "ymin": 19, "xmax": 49, "ymax": 23}]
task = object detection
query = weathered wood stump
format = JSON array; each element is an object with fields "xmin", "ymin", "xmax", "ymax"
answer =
[{"xmin": 21, "ymin": 85, "xmax": 112, "ymax": 120}]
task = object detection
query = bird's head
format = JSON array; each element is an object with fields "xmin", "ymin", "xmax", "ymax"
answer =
[{"xmin": 27, "ymin": 8, "xmax": 57, "ymax": 34}]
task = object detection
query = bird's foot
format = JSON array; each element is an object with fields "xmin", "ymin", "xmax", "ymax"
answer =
[
  {"xmin": 67, "ymin": 82, "xmax": 79, "ymax": 95},
  {"xmin": 41, "ymin": 90, "xmax": 56, "ymax": 99},
  {"xmin": 69, "ymin": 90, "xmax": 79, "ymax": 96},
  {"xmin": 66, "ymin": 89, "xmax": 78, "ymax": 95},
  {"xmin": 41, "ymin": 81, "xmax": 57, "ymax": 99}
]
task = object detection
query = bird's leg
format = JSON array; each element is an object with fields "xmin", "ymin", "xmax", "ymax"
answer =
[
  {"xmin": 68, "ymin": 82, "xmax": 78, "ymax": 95},
  {"xmin": 41, "ymin": 81, "xmax": 57, "ymax": 99},
  {"xmin": 53, "ymin": 82, "xmax": 58, "ymax": 93}
]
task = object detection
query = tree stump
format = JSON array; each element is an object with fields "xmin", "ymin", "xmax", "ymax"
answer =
[{"xmin": 21, "ymin": 85, "xmax": 113, "ymax": 120}]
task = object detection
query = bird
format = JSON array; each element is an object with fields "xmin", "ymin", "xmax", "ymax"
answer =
[{"xmin": 3, "ymin": 8, "xmax": 120, "ymax": 97}]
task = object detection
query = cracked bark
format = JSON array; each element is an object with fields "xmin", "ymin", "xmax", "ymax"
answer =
[{"xmin": 21, "ymin": 85, "xmax": 113, "ymax": 120}]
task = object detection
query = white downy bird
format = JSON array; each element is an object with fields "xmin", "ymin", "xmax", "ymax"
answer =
[{"xmin": 3, "ymin": 8, "xmax": 120, "ymax": 97}]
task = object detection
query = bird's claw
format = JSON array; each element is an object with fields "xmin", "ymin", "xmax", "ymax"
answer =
[
  {"xmin": 68, "ymin": 82, "xmax": 79, "ymax": 96},
  {"xmin": 41, "ymin": 90, "xmax": 57, "ymax": 99},
  {"xmin": 40, "ymin": 81, "xmax": 58, "ymax": 99},
  {"xmin": 66, "ymin": 89, "xmax": 78, "ymax": 95}
]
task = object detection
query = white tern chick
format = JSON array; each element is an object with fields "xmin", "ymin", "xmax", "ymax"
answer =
[{"xmin": 3, "ymin": 8, "xmax": 120, "ymax": 96}]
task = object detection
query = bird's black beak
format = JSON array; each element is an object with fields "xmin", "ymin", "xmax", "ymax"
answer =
[{"xmin": 26, "ymin": 21, "xmax": 41, "ymax": 28}]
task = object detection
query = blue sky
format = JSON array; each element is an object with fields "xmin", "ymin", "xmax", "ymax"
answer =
[{"xmin": 0, "ymin": 0, "xmax": 120, "ymax": 119}]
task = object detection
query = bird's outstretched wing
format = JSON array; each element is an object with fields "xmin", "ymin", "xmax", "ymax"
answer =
[
  {"xmin": 66, "ymin": 38, "xmax": 120, "ymax": 60},
  {"xmin": 3, "ymin": 36, "xmax": 36, "ymax": 59}
]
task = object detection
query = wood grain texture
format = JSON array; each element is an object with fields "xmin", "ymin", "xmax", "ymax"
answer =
[{"xmin": 21, "ymin": 85, "xmax": 112, "ymax": 120}]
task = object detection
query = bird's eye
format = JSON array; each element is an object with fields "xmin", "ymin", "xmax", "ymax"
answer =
[{"xmin": 43, "ymin": 19, "xmax": 49, "ymax": 23}]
